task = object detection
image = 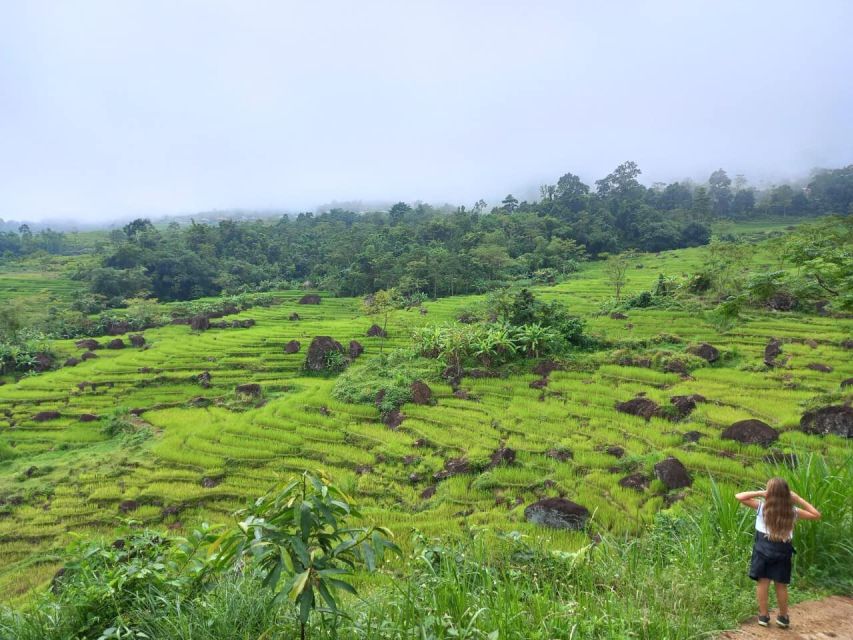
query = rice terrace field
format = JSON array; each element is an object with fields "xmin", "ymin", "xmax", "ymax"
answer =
[{"xmin": 1, "ymin": 225, "xmax": 850, "ymax": 617}]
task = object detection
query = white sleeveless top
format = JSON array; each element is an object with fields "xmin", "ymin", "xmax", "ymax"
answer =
[{"xmin": 756, "ymin": 501, "xmax": 797, "ymax": 541}]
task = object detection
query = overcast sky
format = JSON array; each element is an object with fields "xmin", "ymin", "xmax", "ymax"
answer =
[{"xmin": 1, "ymin": 1, "xmax": 851, "ymax": 222}]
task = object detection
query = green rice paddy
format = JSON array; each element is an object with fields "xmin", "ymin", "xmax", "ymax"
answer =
[{"xmin": 1, "ymin": 244, "xmax": 850, "ymax": 600}]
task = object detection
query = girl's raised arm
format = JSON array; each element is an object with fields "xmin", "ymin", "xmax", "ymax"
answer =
[
  {"xmin": 791, "ymin": 491, "xmax": 821, "ymax": 520},
  {"xmin": 735, "ymin": 489, "xmax": 765, "ymax": 510}
]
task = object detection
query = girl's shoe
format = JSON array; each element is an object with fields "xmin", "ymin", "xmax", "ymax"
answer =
[
  {"xmin": 776, "ymin": 615, "xmax": 790, "ymax": 628},
  {"xmin": 758, "ymin": 615, "xmax": 770, "ymax": 627}
]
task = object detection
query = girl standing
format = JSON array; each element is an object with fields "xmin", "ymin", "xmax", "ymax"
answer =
[{"xmin": 735, "ymin": 477, "xmax": 821, "ymax": 628}]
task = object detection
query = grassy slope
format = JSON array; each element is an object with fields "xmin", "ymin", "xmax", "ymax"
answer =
[{"xmin": 0, "ymin": 236, "xmax": 851, "ymax": 601}]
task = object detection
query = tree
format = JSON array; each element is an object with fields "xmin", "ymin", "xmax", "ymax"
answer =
[
  {"xmin": 388, "ymin": 202, "xmax": 411, "ymax": 225},
  {"xmin": 595, "ymin": 161, "xmax": 641, "ymax": 197},
  {"xmin": 605, "ymin": 253, "xmax": 631, "ymax": 302},
  {"xmin": 732, "ymin": 188, "xmax": 756, "ymax": 218},
  {"xmin": 501, "ymin": 194, "xmax": 519, "ymax": 212},
  {"xmin": 692, "ymin": 187, "xmax": 712, "ymax": 220},
  {"xmin": 362, "ymin": 288, "xmax": 402, "ymax": 353},
  {"xmin": 708, "ymin": 169, "xmax": 733, "ymax": 218},
  {"xmin": 808, "ymin": 165, "xmax": 853, "ymax": 215}
]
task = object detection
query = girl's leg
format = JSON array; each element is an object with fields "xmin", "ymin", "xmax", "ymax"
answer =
[
  {"xmin": 757, "ymin": 579, "xmax": 771, "ymax": 616},
  {"xmin": 775, "ymin": 582, "xmax": 788, "ymax": 617}
]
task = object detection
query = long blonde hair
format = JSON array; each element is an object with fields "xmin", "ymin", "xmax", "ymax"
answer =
[{"xmin": 763, "ymin": 477, "xmax": 795, "ymax": 542}]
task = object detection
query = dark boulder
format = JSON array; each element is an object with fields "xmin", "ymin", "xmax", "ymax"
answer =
[
  {"xmin": 721, "ymin": 419, "xmax": 779, "ymax": 446},
  {"xmin": 298, "ymin": 294, "xmax": 321, "ymax": 305},
  {"xmin": 107, "ymin": 339, "xmax": 125, "ymax": 349},
  {"xmin": 764, "ymin": 338, "xmax": 783, "ymax": 366},
  {"xmin": 546, "ymin": 448, "xmax": 573, "ymax": 462},
  {"xmin": 609, "ymin": 312, "xmax": 628, "ymax": 320},
  {"xmin": 304, "ymin": 336, "xmax": 345, "ymax": 372},
  {"xmin": 524, "ymin": 497, "xmax": 589, "ymax": 530},
  {"xmin": 366, "ymin": 324, "xmax": 387, "ymax": 338},
  {"xmin": 81, "ymin": 351, "xmax": 98, "ymax": 360},
  {"xmin": 529, "ymin": 378, "xmax": 548, "ymax": 390},
  {"xmin": 188, "ymin": 396, "xmax": 211, "ymax": 408},
  {"xmin": 489, "ymin": 446, "xmax": 516, "ymax": 468},
  {"xmin": 841, "ymin": 378, "xmax": 853, "ymax": 389},
  {"xmin": 605, "ymin": 445, "xmax": 625, "ymax": 458},
  {"xmin": 806, "ymin": 363, "xmax": 833, "ymax": 373},
  {"xmin": 190, "ymin": 315, "xmax": 209, "ymax": 331},
  {"xmin": 800, "ymin": 405, "xmax": 853, "ymax": 438},
  {"xmin": 842, "ymin": 339, "xmax": 853, "ymax": 349},
  {"xmin": 420, "ymin": 485, "xmax": 437, "ymax": 500},
  {"xmin": 201, "ymin": 477, "xmax": 221, "ymax": 488},
  {"xmin": 289, "ymin": 313, "xmax": 301, "ymax": 321},
  {"xmin": 683, "ymin": 430, "xmax": 704, "ymax": 443},
  {"xmin": 433, "ymin": 458, "xmax": 471, "ymax": 481},
  {"xmin": 75, "ymin": 338, "xmax": 100, "ymax": 350},
  {"xmin": 804, "ymin": 339, "xmax": 818, "ymax": 349},
  {"xmin": 129, "ymin": 334, "xmax": 146, "ymax": 348},
  {"xmin": 64, "ymin": 357, "xmax": 80, "ymax": 367},
  {"xmin": 235, "ymin": 383, "xmax": 261, "ymax": 397},
  {"xmin": 532, "ymin": 360, "xmax": 560, "ymax": 377},
  {"xmin": 453, "ymin": 389, "xmax": 472, "ymax": 400},
  {"xmin": 198, "ymin": 371, "xmax": 212, "ymax": 388},
  {"xmin": 663, "ymin": 360, "xmax": 689, "ymax": 376},
  {"xmin": 284, "ymin": 340, "xmax": 301, "ymax": 354},
  {"xmin": 615, "ymin": 397, "xmax": 660, "ymax": 421},
  {"xmin": 33, "ymin": 411, "xmax": 61, "ymax": 422},
  {"xmin": 670, "ymin": 395, "xmax": 701, "ymax": 419},
  {"xmin": 410, "ymin": 380, "xmax": 432, "ymax": 405},
  {"xmin": 105, "ymin": 320, "xmax": 130, "ymax": 335},
  {"xmin": 119, "ymin": 500, "xmax": 139, "ymax": 513},
  {"xmin": 355, "ymin": 465, "xmax": 372, "ymax": 475},
  {"xmin": 619, "ymin": 473, "xmax": 649, "ymax": 491},
  {"xmin": 654, "ymin": 456, "xmax": 692, "ymax": 489},
  {"xmin": 79, "ymin": 413, "xmax": 99, "ymax": 422},
  {"xmin": 383, "ymin": 409, "xmax": 404, "ymax": 430},
  {"xmin": 33, "ymin": 353, "xmax": 53, "ymax": 372},
  {"xmin": 232, "ymin": 319, "xmax": 255, "ymax": 328},
  {"xmin": 348, "ymin": 340, "xmax": 364, "ymax": 359},
  {"xmin": 688, "ymin": 343, "xmax": 720, "ymax": 363},
  {"xmin": 767, "ymin": 292, "xmax": 797, "ymax": 311}
]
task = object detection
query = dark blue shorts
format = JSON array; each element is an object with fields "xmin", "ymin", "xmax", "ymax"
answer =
[{"xmin": 748, "ymin": 531, "xmax": 794, "ymax": 584}]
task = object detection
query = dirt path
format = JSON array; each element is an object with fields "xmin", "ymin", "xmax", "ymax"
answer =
[{"xmin": 717, "ymin": 596, "xmax": 853, "ymax": 639}]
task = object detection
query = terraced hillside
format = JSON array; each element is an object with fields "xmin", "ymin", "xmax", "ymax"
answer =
[{"xmin": 1, "ymin": 247, "xmax": 851, "ymax": 599}]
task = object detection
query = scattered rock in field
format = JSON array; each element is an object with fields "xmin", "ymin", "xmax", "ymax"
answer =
[
  {"xmin": 79, "ymin": 413, "xmax": 99, "ymax": 422},
  {"xmin": 75, "ymin": 338, "xmax": 100, "ymax": 350},
  {"xmin": 532, "ymin": 360, "xmax": 560, "ymax": 377},
  {"xmin": 129, "ymin": 408, "xmax": 145, "ymax": 416},
  {"xmin": 615, "ymin": 396, "xmax": 660, "ymax": 421},
  {"xmin": 799, "ymin": 405, "xmax": 853, "ymax": 438},
  {"xmin": 610, "ymin": 312, "xmax": 628, "ymax": 320},
  {"xmin": 107, "ymin": 338, "xmax": 125, "ymax": 349},
  {"xmin": 81, "ymin": 351, "xmax": 97, "ymax": 360},
  {"xmin": 235, "ymin": 383, "xmax": 261, "ymax": 397},
  {"xmin": 433, "ymin": 458, "xmax": 471, "ymax": 481},
  {"xmin": 524, "ymin": 497, "xmax": 589, "ymax": 530},
  {"xmin": 663, "ymin": 359, "xmax": 690, "ymax": 376},
  {"xmin": 806, "ymin": 363, "xmax": 833, "ymax": 373},
  {"xmin": 304, "ymin": 336, "xmax": 345, "ymax": 372},
  {"xmin": 64, "ymin": 357, "xmax": 80, "ymax": 367},
  {"xmin": 355, "ymin": 465, "xmax": 372, "ymax": 475},
  {"xmin": 402, "ymin": 455, "xmax": 419, "ymax": 466},
  {"xmin": 410, "ymin": 380, "xmax": 432, "ymax": 405},
  {"xmin": 619, "ymin": 473, "xmax": 649, "ymax": 491},
  {"xmin": 232, "ymin": 319, "xmax": 255, "ymax": 328},
  {"xmin": 764, "ymin": 338, "xmax": 783, "ymax": 366},
  {"xmin": 33, "ymin": 352, "xmax": 53, "ymax": 372},
  {"xmin": 529, "ymin": 378, "xmax": 548, "ymax": 390},
  {"xmin": 408, "ymin": 472, "xmax": 421, "ymax": 483},
  {"xmin": 688, "ymin": 343, "xmax": 720, "ymax": 363},
  {"xmin": 413, "ymin": 438, "xmax": 428, "ymax": 447},
  {"xmin": 670, "ymin": 395, "xmax": 701, "ymax": 419},
  {"xmin": 119, "ymin": 500, "xmax": 139, "ymax": 513},
  {"xmin": 24, "ymin": 466, "xmax": 38, "ymax": 478},
  {"xmin": 129, "ymin": 334, "xmax": 145, "ymax": 347},
  {"xmin": 298, "ymin": 294, "xmax": 321, "ymax": 305},
  {"xmin": 683, "ymin": 430, "xmax": 704, "ymax": 443},
  {"xmin": 188, "ymin": 396, "xmax": 211, "ymax": 408},
  {"xmin": 161, "ymin": 505, "xmax": 182, "ymax": 518},
  {"xmin": 190, "ymin": 315, "xmax": 209, "ymax": 331},
  {"xmin": 467, "ymin": 369, "xmax": 501, "ymax": 378},
  {"xmin": 457, "ymin": 312, "xmax": 477, "ymax": 324},
  {"xmin": 197, "ymin": 371, "xmax": 212, "ymax": 388},
  {"xmin": 489, "ymin": 446, "xmax": 516, "ymax": 468},
  {"xmin": 664, "ymin": 492, "xmax": 687, "ymax": 506},
  {"xmin": 605, "ymin": 446, "xmax": 625, "ymax": 458},
  {"xmin": 763, "ymin": 450, "xmax": 799, "ymax": 468},
  {"xmin": 33, "ymin": 411, "xmax": 61, "ymax": 422},
  {"xmin": 546, "ymin": 448, "xmax": 573, "ymax": 462},
  {"xmin": 201, "ymin": 477, "xmax": 221, "ymax": 488},
  {"xmin": 767, "ymin": 292, "xmax": 797, "ymax": 311},
  {"xmin": 840, "ymin": 338, "xmax": 853, "ymax": 349},
  {"xmin": 374, "ymin": 389, "xmax": 386, "ymax": 408},
  {"xmin": 452, "ymin": 389, "xmax": 472, "ymax": 400},
  {"xmin": 804, "ymin": 338, "xmax": 818, "ymax": 349},
  {"xmin": 171, "ymin": 317, "xmax": 190, "ymax": 325},
  {"xmin": 284, "ymin": 340, "xmax": 301, "ymax": 354},
  {"xmin": 721, "ymin": 419, "xmax": 779, "ymax": 446},
  {"xmin": 318, "ymin": 406, "xmax": 331, "ymax": 416},
  {"xmin": 383, "ymin": 409, "xmax": 404, "ymax": 430},
  {"xmin": 841, "ymin": 378, "xmax": 853, "ymax": 389},
  {"xmin": 348, "ymin": 340, "xmax": 364, "ymax": 359},
  {"xmin": 289, "ymin": 312, "xmax": 301, "ymax": 321},
  {"xmin": 419, "ymin": 307, "xmax": 428, "ymax": 315},
  {"xmin": 366, "ymin": 324, "xmax": 387, "ymax": 338},
  {"xmin": 139, "ymin": 367, "xmax": 153, "ymax": 373},
  {"xmin": 654, "ymin": 456, "xmax": 692, "ymax": 489},
  {"xmin": 420, "ymin": 486, "xmax": 437, "ymax": 499}
]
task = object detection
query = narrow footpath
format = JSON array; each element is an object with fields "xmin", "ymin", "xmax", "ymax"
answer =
[{"xmin": 718, "ymin": 596, "xmax": 853, "ymax": 640}]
